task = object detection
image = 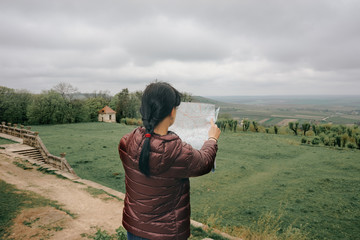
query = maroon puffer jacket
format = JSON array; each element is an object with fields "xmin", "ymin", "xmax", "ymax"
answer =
[{"xmin": 118, "ymin": 127, "xmax": 218, "ymax": 240}]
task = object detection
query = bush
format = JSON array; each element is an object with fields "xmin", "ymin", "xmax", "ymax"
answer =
[
  {"xmin": 120, "ymin": 118, "xmax": 142, "ymax": 126},
  {"xmin": 125, "ymin": 118, "xmax": 134, "ymax": 125},
  {"xmin": 323, "ymin": 136, "xmax": 330, "ymax": 146},
  {"xmin": 312, "ymin": 124, "xmax": 319, "ymax": 136},
  {"xmin": 319, "ymin": 133, "xmax": 327, "ymax": 143},
  {"xmin": 341, "ymin": 134, "xmax": 349, "ymax": 148},
  {"xmin": 311, "ymin": 137, "xmax": 321, "ymax": 145},
  {"xmin": 335, "ymin": 135, "xmax": 342, "ymax": 147},
  {"xmin": 355, "ymin": 135, "xmax": 360, "ymax": 149},
  {"xmin": 274, "ymin": 125, "xmax": 278, "ymax": 134},
  {"xmin": 301, "ymin": 137, "xmax": 307, "ymax": 144},
  {"xmin": 347, "ymin": 142, "xmax": 356, "ymax": 149},
  {"xmin": 329, "ymin": 137, "xmax": 336, "ymax": 147}
]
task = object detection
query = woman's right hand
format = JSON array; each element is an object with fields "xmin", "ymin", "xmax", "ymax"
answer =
[{"xmin": 208, "ymin": 119, "xmax": 221, "ymax": 142}]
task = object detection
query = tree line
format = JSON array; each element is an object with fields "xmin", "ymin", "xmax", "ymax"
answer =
[
  {"xmin": 297, "ymin": 122, "xmax": 360, "ymax": 149},
  {"xmin": 215, "ymin": 116, "xmax": 360, "ymax": 150},
  {"xmin": 0, "ymin": 83, "xmax": 193, "ymax": 125}
]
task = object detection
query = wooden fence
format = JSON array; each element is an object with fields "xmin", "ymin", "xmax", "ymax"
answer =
[{"xmin": 0, "ymin": 122, "xmax": 77, "ymax": 176}]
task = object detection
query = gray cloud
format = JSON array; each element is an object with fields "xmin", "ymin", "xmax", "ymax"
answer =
[{"xmin": 0, "ymin": 0, "xmax": 360, "ymax": 96}]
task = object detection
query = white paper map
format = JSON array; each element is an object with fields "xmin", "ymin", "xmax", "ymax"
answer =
[{"xmin": 169, "ymin": 102, "xmax": 220, "ymax": 150}]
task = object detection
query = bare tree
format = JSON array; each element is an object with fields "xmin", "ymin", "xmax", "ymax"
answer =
[{"xmin": 52, "ymin": 82, "xmax": 78, "ymax": 100}]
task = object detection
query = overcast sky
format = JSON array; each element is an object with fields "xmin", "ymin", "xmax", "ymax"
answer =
[{"xmin": 1, "ymin": 0, "xmax": 359, "ymax": 96}]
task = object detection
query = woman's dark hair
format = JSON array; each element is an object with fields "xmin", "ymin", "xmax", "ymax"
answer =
[{"xmin": 139, "ymin": 82, "xmax": 181, "ymax": 176}]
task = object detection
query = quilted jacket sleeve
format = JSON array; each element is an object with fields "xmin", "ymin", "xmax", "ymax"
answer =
[{"xmin": 181, "ymin": 139, "xmax": 218, "ymax": 178}]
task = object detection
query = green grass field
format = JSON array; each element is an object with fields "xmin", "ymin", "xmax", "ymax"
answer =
[{"xmin": 30, "ymin": 122, "xmax": 360, "ymax": 239}]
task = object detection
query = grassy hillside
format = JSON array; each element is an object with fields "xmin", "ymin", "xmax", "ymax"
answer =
[{"xmin": 30, "ymin": 122, "xmax": 360, "ymax": 239}]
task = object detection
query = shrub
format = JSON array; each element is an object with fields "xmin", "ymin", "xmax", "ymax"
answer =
[
  {"xmin": 355, "ymin": 135, "xmax": 360, "ymax": 149},
  {"xmin": 121, "ymin": 118, "xmax": 142, "ymax": 126},
  {"xmin": 274, "ymin": 125, "xmax": 278, "ymax": 134},
  {"xmin": 347, "ymin": 142, "xmax": 356, "ymax": 149},
  {"xmin": 335, "ymin": 135, "xmax": 342, "ymax": 147},
  {"xmin": 252, "ymin": 121, "xmax": 259, "ymax": 132},
  {"xmin": 320, "ymin": 124, "xmax": 332, "ymax": 134},
  {"xmin": 312, "ymin": 124, "xmax": 319, "ymax": 136},
  {"xmin": 319, "ymin": 133, "xmax": 327, "ymax": 143},
  {"xmin": 323, "ymin": 136, "xmax": 330, "ymax": 146},
  {"xmin": 341, "ymin": 134, "xmax": 349, "ymax": 148},
  {"xmin": 301, "ymin": 137, "xmax": 307, "ymax": 144},
  {"xmin": 311, "ymin": 137, "xmax": 320, "ymax": 145},
  {"xmin": 340, "ymin": 125, "xmax": 347, "ymax": 134},
  {"xmin": 329, "ymin": 137, "xmax": 336, "ymax": 147}
]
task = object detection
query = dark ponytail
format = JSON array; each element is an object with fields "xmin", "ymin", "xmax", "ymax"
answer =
[{"xmin": 139, "ymin": 82, "xmax": 181, "ymax": 176}]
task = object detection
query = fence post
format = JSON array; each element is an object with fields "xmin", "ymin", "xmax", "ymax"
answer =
[
  {"xmin": 20, "ymin": 125, "xmax": 24, "ymax": 138},
  {"xmin": 60, "ymin": 153, "xmax": 66, "ymax": 171}
]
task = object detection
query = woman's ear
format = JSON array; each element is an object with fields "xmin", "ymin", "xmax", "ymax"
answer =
[
  {"xmin": 170, "ymin": 107, "xmax": 177, "ymax": 118},
  {"xmin": 169, "ymin": 107, "xmax": 177, "ymax": 126}
]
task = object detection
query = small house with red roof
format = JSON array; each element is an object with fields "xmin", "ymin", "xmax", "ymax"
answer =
[{"xmin": 98, "ymin": 106, "xmax": 116, "ymax": 123}]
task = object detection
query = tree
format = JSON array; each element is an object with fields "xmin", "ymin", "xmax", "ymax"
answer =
[
  {"xmin": 355, "ymin": 135, "xmax": 360, "ymax": 149},
  {"xmin": 289, "ymin": 122, "xmax": 299, "ymax": 135},
  {"xmin": 227, "ymin": 119, "xmax": 234, "ymax": 132},
  {"xmin": 85, "ymin": 97, "xmax": 109, "ymax": 122},
  {"xmin": 274, "ymin": 125, "xmax": 278, "ymax": 134},
  {"xmin": 112, "ymin": 89, "xmax": 142, "ymax": 121},
  {"xmin": 115, "ymin": 88, "xmax": 130, "ymax": 120},
  {"xmin": 242, "ymin": 119, "xmax": 250, "ymax": 131},
  {"xmin": 302, "ymin": 123, "xmax": 311, "ymax": 136},
  {"xmin": 233, "ymin": 120, "xmax": 238, "ymax": 132},
  {"xmin": 27, "ymin": 90, "xmax": 67, "ymax": 124},
  {"xmin": 181, "ymin": 92, "xmax": 193, "ymax": 102},
  {"xmin": 88, "ymin": 90, "xmax": 112, "ymax": 102},
  {"xmin": 341, "ymin": 134, "xmax": 349, "ymax": 148},
  {"xmin": 127, "ymin": 91, "xmax": 142, "ymax": 119},
  {"xmin": 0, "ymin": 86, "xmax": 15, "ymax": 122},
  {"xmin": 67, "ymin": 99, "xmax": 90, "ymax": 123},
  {"xmin": 335, "ymin": 135, "xmax": 342, "ymax": 147},
  {"xmin": 216, "ymin": 119, "xmax": 227, "ymax": 132},
  {"xmin": 52, "ymin": 82, "xmax": 78, "ymax": 100},
  {"xmin": 252, "ymin": 121, "xmax": 259, "ymax": 132},
  {"xmin": 312, "ymin": 124, "xmax": 319, "ymax": 136},
  {"xmin": 0, "ymin": 86, "xmax": 32, "ymax": 124}
]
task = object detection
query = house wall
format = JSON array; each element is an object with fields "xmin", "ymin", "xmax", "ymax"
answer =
[{"xmin": 98, "ymin": 113, "xmax": 116, "ymax": 123}]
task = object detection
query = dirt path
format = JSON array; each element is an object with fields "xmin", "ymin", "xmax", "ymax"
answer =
[
  {"xmin": 0, "ymin": 141, "xmax": 242, "ymax": 240},
  {"xmin": 0, "ymin": 146, "xmax": 124, "ymax": 240}
]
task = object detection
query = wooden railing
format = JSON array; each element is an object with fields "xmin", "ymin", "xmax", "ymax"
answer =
[{"xmin": 0, "ymin": 122, "xmax": 77, "ymax": 176}]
